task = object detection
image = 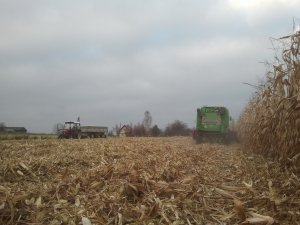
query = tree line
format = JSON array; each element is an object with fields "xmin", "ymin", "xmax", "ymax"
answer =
[
  {"xmin": 111, "ymin": 120, "xmax": 191, "ymax": 137},
  {"xmin": 111, "ymin": 111, "xmax": 191, "ymax": 137}
]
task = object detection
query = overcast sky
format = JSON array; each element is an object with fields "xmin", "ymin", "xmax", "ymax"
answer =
[{"xmin": 0, "ymin": 0, "xmax": 299, "ymax": 133}]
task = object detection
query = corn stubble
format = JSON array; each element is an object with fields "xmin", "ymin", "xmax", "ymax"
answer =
[{"xmin": 0, "ymin": 137, "xmax": 299, "ymax": 224}]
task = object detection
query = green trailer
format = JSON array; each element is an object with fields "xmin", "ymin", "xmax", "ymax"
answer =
[{"xmin": 193, "ymin": 106, "xmax": 234, "ymax": 143}]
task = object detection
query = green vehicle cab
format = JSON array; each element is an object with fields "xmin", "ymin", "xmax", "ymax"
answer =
[{"xmin": 193, "ymin": 106, "xmax": 234, "ymax": 143}]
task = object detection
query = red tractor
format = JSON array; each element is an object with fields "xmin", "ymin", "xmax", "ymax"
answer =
[
  {"xmin": 58, "ymin": 121, "xmax": 108, "ymax": 139},
  {"xmin": 58, "ymin": 121, "xmax": 81, "ymax": 139}
]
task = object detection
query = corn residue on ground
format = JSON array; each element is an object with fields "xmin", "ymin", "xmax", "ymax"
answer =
[{"xmin": 0, "ymin": 137, "xmax": 299, "ymax": 224}]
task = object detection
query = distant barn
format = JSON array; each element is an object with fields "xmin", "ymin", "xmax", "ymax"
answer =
[{"xmin": 1, "ymin": 127, "xmax": 27, "ymax": 133}]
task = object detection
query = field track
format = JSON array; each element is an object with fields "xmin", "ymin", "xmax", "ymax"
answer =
[{"xmin": 0, "ymin": 137, "xmax": 298, "ymax": 224}]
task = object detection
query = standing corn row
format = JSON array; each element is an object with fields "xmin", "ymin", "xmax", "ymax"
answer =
[{"xmin": 238, "ymin": 31, "xmax": 300, "ymax": 171}]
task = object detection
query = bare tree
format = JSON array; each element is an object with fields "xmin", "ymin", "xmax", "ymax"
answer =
[
  {"xmin": 164, "ymin": 120, "xmax": 190, "ymax": 136},
  {"xmin": 142, "ymin": 110, "xmax": 152, "ymax": 133},
  {"xmin": 151, "ymin": 125, "xmax": 161, "ymax": 137},
  {"xmin": 133, "ymin": 123, "xmax": 146, "ymax": 137}
]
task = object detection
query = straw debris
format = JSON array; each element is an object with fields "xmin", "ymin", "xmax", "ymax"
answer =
[{"xmin": 0, "ymin": 137, "xmax": 299, "ymax": 224}]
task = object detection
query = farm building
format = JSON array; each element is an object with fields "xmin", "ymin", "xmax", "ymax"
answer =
[
  {"xmin": 119, "ymin": 125, "xmax": 128, "ymax": 137},
  {"xmin": 0, "ymin": 127, "xmax": 27, "ymax": 133}
]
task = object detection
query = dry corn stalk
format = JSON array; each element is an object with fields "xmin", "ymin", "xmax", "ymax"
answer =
[{"xmin": 238, "ymin": 30, "xmax": 300, "ymax": 173}]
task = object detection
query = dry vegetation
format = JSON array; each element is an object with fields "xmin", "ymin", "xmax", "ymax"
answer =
[
  {"xmin": 0, "ymin": 133, "xmax": 57, "ymax": 141},
  {"xmin": 238, "ymin": 30, "xmax": 300, "ymax": 172},
  {"xmin": 1, "ymin": 137, "xmax": 299, "ymax": 225},
  {"xmin": 1, "ymin": 30, "xmax": 300, "ymax": 225}
]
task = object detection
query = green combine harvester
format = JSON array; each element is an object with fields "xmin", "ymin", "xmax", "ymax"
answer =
[{"xmin": 192, "ymin": 106, "xmax": 235, "ymax": 143}]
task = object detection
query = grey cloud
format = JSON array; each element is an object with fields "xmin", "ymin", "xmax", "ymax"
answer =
[{"xmin": 0, "ymin": 0, "xmax": 299, "ymax": 132}]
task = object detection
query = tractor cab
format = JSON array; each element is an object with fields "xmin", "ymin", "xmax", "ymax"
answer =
[
  {"xmin": 58, "ymin": 121, "xmax": 81, "ymax": 139},
  {"xmin": 64, "ymin": 121, "xmax": 80, "ymax": 130}
]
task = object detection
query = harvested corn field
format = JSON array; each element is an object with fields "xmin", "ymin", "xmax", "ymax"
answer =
[{"xmin": 0, "ymin": 137, "xmax": 299, "ymax": 225}]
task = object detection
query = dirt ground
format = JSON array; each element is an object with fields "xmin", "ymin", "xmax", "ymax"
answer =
[{"xmin": 0, "ymin": 137, "xmax": 299, "ymax": 224}]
